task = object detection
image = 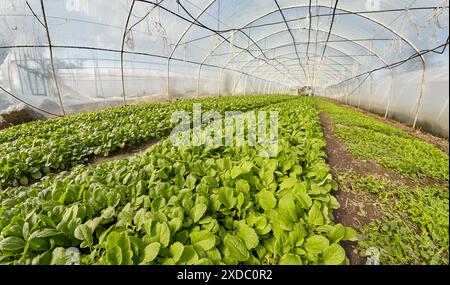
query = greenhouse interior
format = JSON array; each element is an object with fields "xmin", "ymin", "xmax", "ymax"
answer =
[{"xmin": 0, "ymin": 0, "xmax": 448, "ymax": 266}]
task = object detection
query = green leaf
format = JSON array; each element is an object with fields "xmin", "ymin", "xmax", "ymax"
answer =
[
  {"xmin": 279, "ymin": 177, "xmax": 297, "ymax": 190},
  {"xmin": 186, "ymin": 175, "xmax": 197, "ymax": 190},
  {"xmin": 190, "ymin": 230, "xmax": 215, "ymax": 251},
  {"xmin": 294, "ymin": 183, "xmax": 312, "ymax": 209},
  {"xmin": 140, "ymin": 242, "xmax": 160, "ymax": 264},
  {"xmin": 106, "ymin": 231, "xmax": 133, "ymax": 265},
  {"xmin": 329, "ymin": 224, "xmax": 345, "ymax": 243},
  {"xmin": 74, "ymin": 224, "xmax": 93, "ymax": 247},
  {"xmin": 169, "ymin": 242, "xmax": 184, "ymax": 263},
  {"xmin": 31, "ymin": 171, "xmax": 42, "ymax": 180},
  {"xmin": 178, "ymin": 245, "xmax": 199, "ymax": 265},
  {"xmin": 106, "ymin": 245, "xmax": 122, "ymax": 265},
  {"xmin": 236, "ymin": 179, "xmax": 250, "ymax": 194},
  {"xmin": 156, "ymin": 222, "xmax": 171, "ymax": 248},
  {"xmin": 29, "ymin": 228, "xmax": 60, "ymax": 240},
  {"xmin": 223, "ymin": 234, "xmax": 249, "ymax": 261},
  {"xmin": 236, "ymin": 222, "xmax": 259, "ymax": 250},
  {"xmin": 194, "ymin": 258, "xmax": 213, "ymax": 265},
  {"xmin": 343, "ymin": 227, "xmax": 357, "ymax": 241},
  {"xmin": 279, "ymin": 253, "xmax": 302, "ymax": 265},
  {"xmin": 323, "ymin": 244, "xmax": 346, "ymax": 265},
  {"xmin": 50, "ymin": 247, "xmax": 79, "ymax": 265},
  {"xmin": 191, "ymin": 203, "xmax": 207, "ymax": 223},
  {"xmin": 305, "ymin": 235, "xmax": 329, "ymax": 254},
  {"xmin": 308, "ymin": 203, "xmax": 324, "ymax": 226},
  {"xmin": 0, "ymin": 237, "xmax": 25, "ymax": 252},
  {"xmin": 278, "ymin": 193, "xmax": 298, "ymax": 220},
  {"xmin": 20, "ymin": 176, "xmax": 28, "ymax": 185},
  {"xmin": 218, "ymin": 187, "xmax": 236, "ymax": 209},
  {"xmin": 257, "ymin": 190, "xmax": 277, "ymax": 211}
]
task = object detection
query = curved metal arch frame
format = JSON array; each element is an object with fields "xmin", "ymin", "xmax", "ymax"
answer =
[
  {"xmin": 224, "ymin": 26, "xmax": 394, "ymax": 79},
  {"xmin": 174, "ymin": 2, "xmax": 425, "ymax": 97},
  {"xmin": 225, "ymin": 34, "xmax": 382, "ymax": 88},
  {"xmin": 222, "ymin": 35, "xmax": 362, "ymax": 76},
  {"xmin": 127, "ymin": 0, "xmax": 291, "ymax": 98},
  {"xmin": 273, "ymin": 0, "xmax": 308, "ymax": 80},
  {"xmin": 231, "ymin": 49, "xmax": 359, "ymax": 85},
  {"xmin": 190, "ymin": 2, "xmax": 417, "ymax": 124},
  {"xmin": 166, "ymin": 0, "xmax": 217, "ymax": 99},
  {"xmin": 195, "ymin": 32, "xmax": 295, "ymax": 98}
]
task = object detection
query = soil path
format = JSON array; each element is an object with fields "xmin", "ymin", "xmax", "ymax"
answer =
[{"xmin": 318, "ymin": 110, "xmax": 448, "ymax": 265}]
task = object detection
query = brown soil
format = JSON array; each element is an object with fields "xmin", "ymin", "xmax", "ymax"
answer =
[
  {"xmin": 88, "ymin": 138, "xmax": 160, "ymax": 165},
  {"xmin": 318, "ymin": 112, "xmax": 448, "ymax": 265},
  {"xmin": 334, "ymin": 101, "xmax": 449, "ymax": 154}
]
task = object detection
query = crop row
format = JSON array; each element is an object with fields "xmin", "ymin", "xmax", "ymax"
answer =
[
  {"xmin": 0, "ymin": 95, "xmax": 293, "ymax": 189},
  {"xmin": 315, "ymin": 98, "xmax": 449, "ymax": 181},
  {"xmin": 0, "ymin": 97, "xmax": 354, "ymax": 265}
]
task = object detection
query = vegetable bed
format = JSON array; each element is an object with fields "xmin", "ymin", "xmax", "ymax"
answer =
[
  {"xmin": 0, "ymin": 97, "xmax": 354, "ymax": 265},
  {"xmin": 0, "ymin": 95, "xmax": 293, "ymax": 189}
]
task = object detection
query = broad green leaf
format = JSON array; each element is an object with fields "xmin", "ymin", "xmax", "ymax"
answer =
[
  {"xmin": 0, "ymin": 237, "xmax": 25, "ymax": 252},
  {"xmin": 50, "ymin": 247, "xmax": 79, "ymax": 265},
  {"xmin": 236, "ymin": 179, "xmax": 250, "ymax": 194},
  {"xmin": 106, "ymin": 245, "xmax": 122, "ymax": 265},
  {"xmin": 29, "ymin": 228, "xmax": 60, "ymax": 240},
  {"xmin": 190, "ymin": 230, "xmax": 215, "ymax": 251},
  {"xmin": 257, "ymin": 190, "xmax": 277, "ymax": 211},
  {"xmin": 329, "ymin": 224, "xmax": 345, "ymax": 243},
  {"xmin": 106, "ymin": 232, "xmax": 133, "ymax": 265},
  {"xmin": 74, "ymin": 224, "xmax": 93, "ymax": 247},
  {"xmin": 323, "ymin": 244, "xmax": 346, "ymax": 265},
  {"xmin": 140, "ymin": 242, "xmax": 160, "ymax": 264},
  {"xmin": 343, "ymin": 227, "xmax": 357, "ymax": 241},
  {"xmin": 178, "ymin": 245, "xmax": 199, "ymax": 265},
  {"xmin": 236, "ymin": 222, "xmax": 259, "ymax": 250},
  {"xmin": 278, "ymin": 193, "xmax": 298, "ymax": 220},
  {"xmin": 279, "ymin": 253, "xmax": 302, "ymax": 265},
  {"xmin": 305, "ymin": 235, "xmax": 329, "ymax": 254},
  {"xmin": 191, "ymin": 203, "xmax": 207, "ymax": 223},
  {"xmin": 223, "ymin": 234, "xmax": 249, "ymax": 261},
  {"xmin": 308, "ymin": 203, "xmax": 324, "ymax": 226},
  {"xmin": 156, "ymin": 222, "xmax": 171, "ymax": 248},
  {"xmin": 169, "ymin": 242, "xmax": 184, "ymax": 263},
  {"xmin": 185, "ymin": 175, "xmax": 197, "ymax": 190},
  {"xmin": 294, "ymin": 183, "xmax": 312, "ymax": 209},
  {"xmin": 218, "ymin": 187, "xmax": 236, "ymax": 209}
]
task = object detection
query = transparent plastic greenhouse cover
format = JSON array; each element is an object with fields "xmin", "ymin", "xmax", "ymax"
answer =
[{"xmin": 0, "ymin": 0, "xmax": 448, "ymax": 137}]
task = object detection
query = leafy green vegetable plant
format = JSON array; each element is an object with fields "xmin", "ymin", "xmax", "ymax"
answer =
[
  {"xmin": 0, "ymin": 97, "xmax": 354, "ymax": 265},
  {"xmin": 0, "ymin": 95, "xmax": 293, "ymax": 188}
]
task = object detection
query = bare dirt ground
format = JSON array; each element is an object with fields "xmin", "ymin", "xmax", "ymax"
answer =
[
  {"xmin": 318, "ymin": 111, "xmax": 448, "ymax": 265},
  {"xmin": 88, "ymin": 138, "xmax": 160, "ymax": 165},
  {"xmin": 334, "ymin": 101, "xmax": 449, "ymax": 154}
]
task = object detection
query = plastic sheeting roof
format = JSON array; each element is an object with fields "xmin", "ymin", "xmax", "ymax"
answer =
[{"xmin": 0, "ymin": 0, "xmax": 449, "ymax": 120}]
